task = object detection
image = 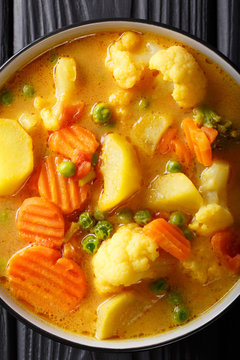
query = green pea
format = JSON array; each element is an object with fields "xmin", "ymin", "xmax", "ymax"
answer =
[
  {"xmin": 78, "ymin": 212, "xmax": 96, "ymax": 231},
  {"xmin": 115, "ymin": 207, "xmax": 133, "ymax": 224},
  {"xmin": 138, "ymin": 98, "xmax": 149, "ymax": 110},
  {"xmin": 82, "ymin": 234, "xmax": 100, "ymax": 254},
  {"xmin": 134, "ymin": 210, "xmax": 152, "ymax": 226},
  {"xmin": 173, "ymin": 305, "xmax": 189, "ymax": 323},
  {"xmin": 94, "ymin": 220, "xmax": 114, "ymax": 240},
  {"xmin": 22, "ymin": 84, "xmax": 34, "ymax": 98},
  {"xmin": 49, "ymin": 54, "xmax": 59, "ymax": 66},
  {"xmin": 167, "ymin": 290, "xmax": 183, "ymax": 305},
  {"xmin": 182, "ymin": 226, "xmax": 194, "ymax": 241},
  {"xmin": 166, "ymin": 160, "xmax": 182, "ymax": 173},
  {"xmin": 93, "ymin": 206, "xmax": 107, "ymax": 221},
  {"xmin": 149, "ymin": 278, "xmax": 169, "ymax": 294},
  {"xmin": 169, "ymin": 212, "xmax": 186, "ymax": 227},
  {"xmin": 91, "ymin": 152, "xmax": 99, "ymax": 167},
  {"xmin": 0, "ymin": 210, "xmax": 9, "ymax": 224},
  {"xmin": 58, "ymin": 160, "xmax": 76, "ymax": 177},
  {"xmin": 93, "ymin": 103, "xmax": 111, "ymax": 124},
  {"xmin": 0, "ymin": 90, "xmax": 13, "ymax": 105}
]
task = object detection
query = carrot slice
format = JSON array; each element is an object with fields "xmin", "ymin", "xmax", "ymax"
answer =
[
  {"xmin": 48, "ymin": 125, "xmax": 99, "ymax": 164},
  {"xmin": 211, "ymin": 229, "xmax": 240, "ymax": 274},
  {"xmin": 77, "ymin": 161, "xmax": 91, "ymax": 179},
  {"xmin": 38, "ymin": 156, "xmax": 88, "ymax": 214},
  {"xmin": 201, "ymin": 126, "xmax": 218, "ymax": 144},
  {"xmin": 7, "ymin": 246, "xmax": 87, "ymax": 314},
  {"xmin": 144, "ymin": 218, "xmax": 191, "ymax": 261},
  {"xmin": 182, "ymin": 118, "xmax": 213, "ymax": 166},
  {"xmin": 158, "ymin": 128, "xmax": 177, "ymax": 154},
  {"xmin": 58, "ymin": 102, "xmax": 85, "ymax": 128},
  {"xmin": 171, "ymin": 138, "xmax": 192, "ymax": 166},
  {"xmin": 17, "ymin": 197, "xmax": 64, "ymax": 249}
]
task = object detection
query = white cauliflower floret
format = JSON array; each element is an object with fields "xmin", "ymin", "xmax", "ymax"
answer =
[
  {"xmin": 189, "ymin": 204, "xmax": 233, "ymax": 236},
  {"xmin": 92, "ymin": 224, "xmax": 159, "ymax": 293},
  {"xmin": 181, "ymin": 236, "xmax": 224, "ymax": 283},
  {"xmin": 149, "ymin": 45, "xmax": 207, "ymax": 108},
  {"xmin": 106, "ymin": 32, "xmax": 145, "ymax": 89}
]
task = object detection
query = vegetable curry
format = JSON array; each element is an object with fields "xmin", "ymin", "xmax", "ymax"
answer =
[{"xmin": 0, "ymin": 30, "xmax": 240, "ymax": 340}]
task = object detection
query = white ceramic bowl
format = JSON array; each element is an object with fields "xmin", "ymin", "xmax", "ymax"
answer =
[{"xmin": 0, "ymin": 20, "xmax": 239, "ymax": 351}]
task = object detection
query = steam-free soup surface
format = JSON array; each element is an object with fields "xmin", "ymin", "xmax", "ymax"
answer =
[{"xmin": 0, "ymin": 30, "xmax": 240, "ymax": 340}]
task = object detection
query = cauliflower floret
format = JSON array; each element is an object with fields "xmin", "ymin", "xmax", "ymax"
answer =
[
  {"xmin": 106, "ymin": 32, "xmax": 144, "ymax": 89},
  {"xmin": 181, "ymin": 236, "xmax": 224, "ymax": 283},
  {"xmin": 149, "ymin": 46, "xmax": 207, "ymax": 108},
  {"xmin": 189, "ymin": 204, "xmax": 233, "ymax": 236},
  {"xmin": 92, "ymin": 224, "xmax": 159, "ymax": 293}
]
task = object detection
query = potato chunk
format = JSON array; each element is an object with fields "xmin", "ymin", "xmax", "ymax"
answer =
[
  {"xmin": 98, "ymin": 134, "xmax": 141, "ymax": 211},
  {"xmin": 131, "ymin": 113, "xmax": 172, "ymax": 155},
  {"xmin": 146, "ymin": 173, "xmax": 203, "ymax": 214},
  {"xmin": 0, "ymin": 119, "xmax": 33, "ymax": 196}
]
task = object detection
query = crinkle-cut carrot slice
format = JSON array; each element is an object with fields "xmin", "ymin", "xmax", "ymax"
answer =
[
  {"xmin": 158, "ymin": 128, "xmax": 177, "ymax": 154},
  {"xmin": 48, "ymin": 125, "xmax": 99, "ymax": 164},
  {"xmin": 144, "ymin": 218, "xmax": 191, "ymax": 261},
  {"xmin": 17, "ymin": 197, "xmax": 64, "ymax": 249},
  {"xmin": 201, "ymin": 126, "xmax": 218, "ymax": 144},
  {"xmin": 7, "ymin": 246, "xmax": 87, "ymax": 314},
  {"xmin": 58, "ymin": 102, "xmax": 85, "ymax": 128},
  {"xmin": 38, "ymin": 156, "xmax": 88, "ymax": 214},
  {"xmin": 211, "ymin": 229, "xmax": 240, "ymax": 274},
  {"xmin": 171, "ymin": 138, "xmax": 192, "ymax": 166}
]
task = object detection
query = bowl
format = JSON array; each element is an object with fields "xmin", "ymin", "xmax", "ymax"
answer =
[{"xmin": 0, "ymin": 19, "xmax": 239, "ymax": 352}]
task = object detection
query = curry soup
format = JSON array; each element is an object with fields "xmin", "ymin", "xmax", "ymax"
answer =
[{"xmin": 0, "ymin": 30, "xmax": 240, "ymax": 340}]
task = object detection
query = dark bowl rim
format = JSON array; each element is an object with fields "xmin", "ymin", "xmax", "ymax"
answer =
[{"xmin": 0, "ymin": 17, "xmax": 240, "ymax": 353}]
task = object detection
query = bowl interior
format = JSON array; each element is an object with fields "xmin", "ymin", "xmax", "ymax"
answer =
[{"xmin": 0, "ymin": 20, "xmax": 240, "ymax": 351}]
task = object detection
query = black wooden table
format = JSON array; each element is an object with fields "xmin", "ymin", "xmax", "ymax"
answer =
[{"xmin": 0, "ymin": 1, "xmax": 240, "ymax": 359}]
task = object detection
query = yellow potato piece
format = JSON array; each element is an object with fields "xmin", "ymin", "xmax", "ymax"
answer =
[
  {"xmin": 96, "ymin": 292, "xmax": 147, "ymax": 340},
  {"xmin": 146, "ymin": 173, "xmax": 203, "ymax": 214},
  {"xmin": 0, "ymin": 119, "xmax": 33, "ymax": 196},
  {"xmin": 98, "ymin": 133, "xmax": 141, "ymax": 211},
  {"xmin": 131, "ymin": 112, "xmax": 172, "ymax": 155},
  {"xmin": 54, "ymin": 57, "xmax": 77, "ymax": 101}
]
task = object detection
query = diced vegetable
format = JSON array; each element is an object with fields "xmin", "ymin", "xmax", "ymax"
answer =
[
  {"xmin": 131, "ymin": 112, "xmax": 173, "ymax": 155},
  {"xmin": 58, "ymin": 102, "xmax": 85, "ymax": 128},
  {"xmin": 98, "ymin": 133, "xmax": 141, "ymax": 211},
  {"xmin": 158, "ymin": 128, "xmax": 177, "ymax": 154},
  {"xmin": 22, "ymin": 84, "xmax": 34, "ymax": 98},
  {"xmin": 54, "ymin": 57, "xmax": 76, "ymax": 101},
  {"xmin": 144, "ymin": 218, "xmax": 191, "ymax": 261},
  {"xmin": 17, "ymin": 197, "xmax": 64, "ymax": 249},
  {"xmin": 149, "ymin": 278, "xmax": 168, "ymax": 294},
  {"xmin": 201, "ymin": 126, "xmax": 218, "ymax": 144},
  {"xmin": 94, "ymin": 220, "xmax": 114, "ymax": 240},
  {"xmin": 146, "ymin": 173, "xmax": 203, "ymax": 214},
  {"xmin": 18, "ymin": 113, "xmax": 39, "ymax": 131},
  {"xmin": 182, "ymin": 226, "xmax": 194, "ymax": 241},
  {"xmin": 134, "ymin": 209, "xmax": 152, "ymax": 226},
  {"xmin": 82, "ymin": 234, "xmax": 100, "ymax": 254},
  {"xmin": 115, "ymin": 207, "xmax": 133, "ymax": 224},
  {"xmin": 7, "ymin": 246, "xmax": 87, "ymax": 313},
  {"xmin": 78, "ymin": 168, "xmax": 95, "ymax": 186},
  {"xmin": 173, "ymin": 305, "xmax": 189, "ymax": 323},
  {"xmin": 78, "ymin": 212, "xmax": 96, "ymax": 230},
  {"xmin": 167, "ymin": 290, "xmax": 183, "ymax": 305},
  {"xmin": 166, "ymin": 160, "xmax": 182, "ymax": 173},
  {"xmin": 211, "ymin": 229, "xmax": 240, "ymax": 273},
  {"xmin": 182, "ymin": 118, "xmax": 213, "ymax": 166},
  {"xmin": 92, "ymin": 103, "xmax": 112, "ymax": 124},
  {"xmin": 171, "ymin": 139, "xmax": 192, "ymax": 166},
  {"xmin": 38, "ymin": 156, "xmax": 88, "ymax": 214},
  {"xmin": 48, "ymin": 124, "xmax": 99, "ymax": 164},
  {"xmin": 96, "ymin": 292, "xmax": 138, "ymax": 340},
  {"xmin": 0, "ymin": 119, "xmax": 33, "ymax": 196},
  {"xmin": 0, "ymin": 90, "xmax": 13, "ymax": 105},
  {"xmin": 169, "ymin": 212, "xmax": 186, "ymax": 227}
]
